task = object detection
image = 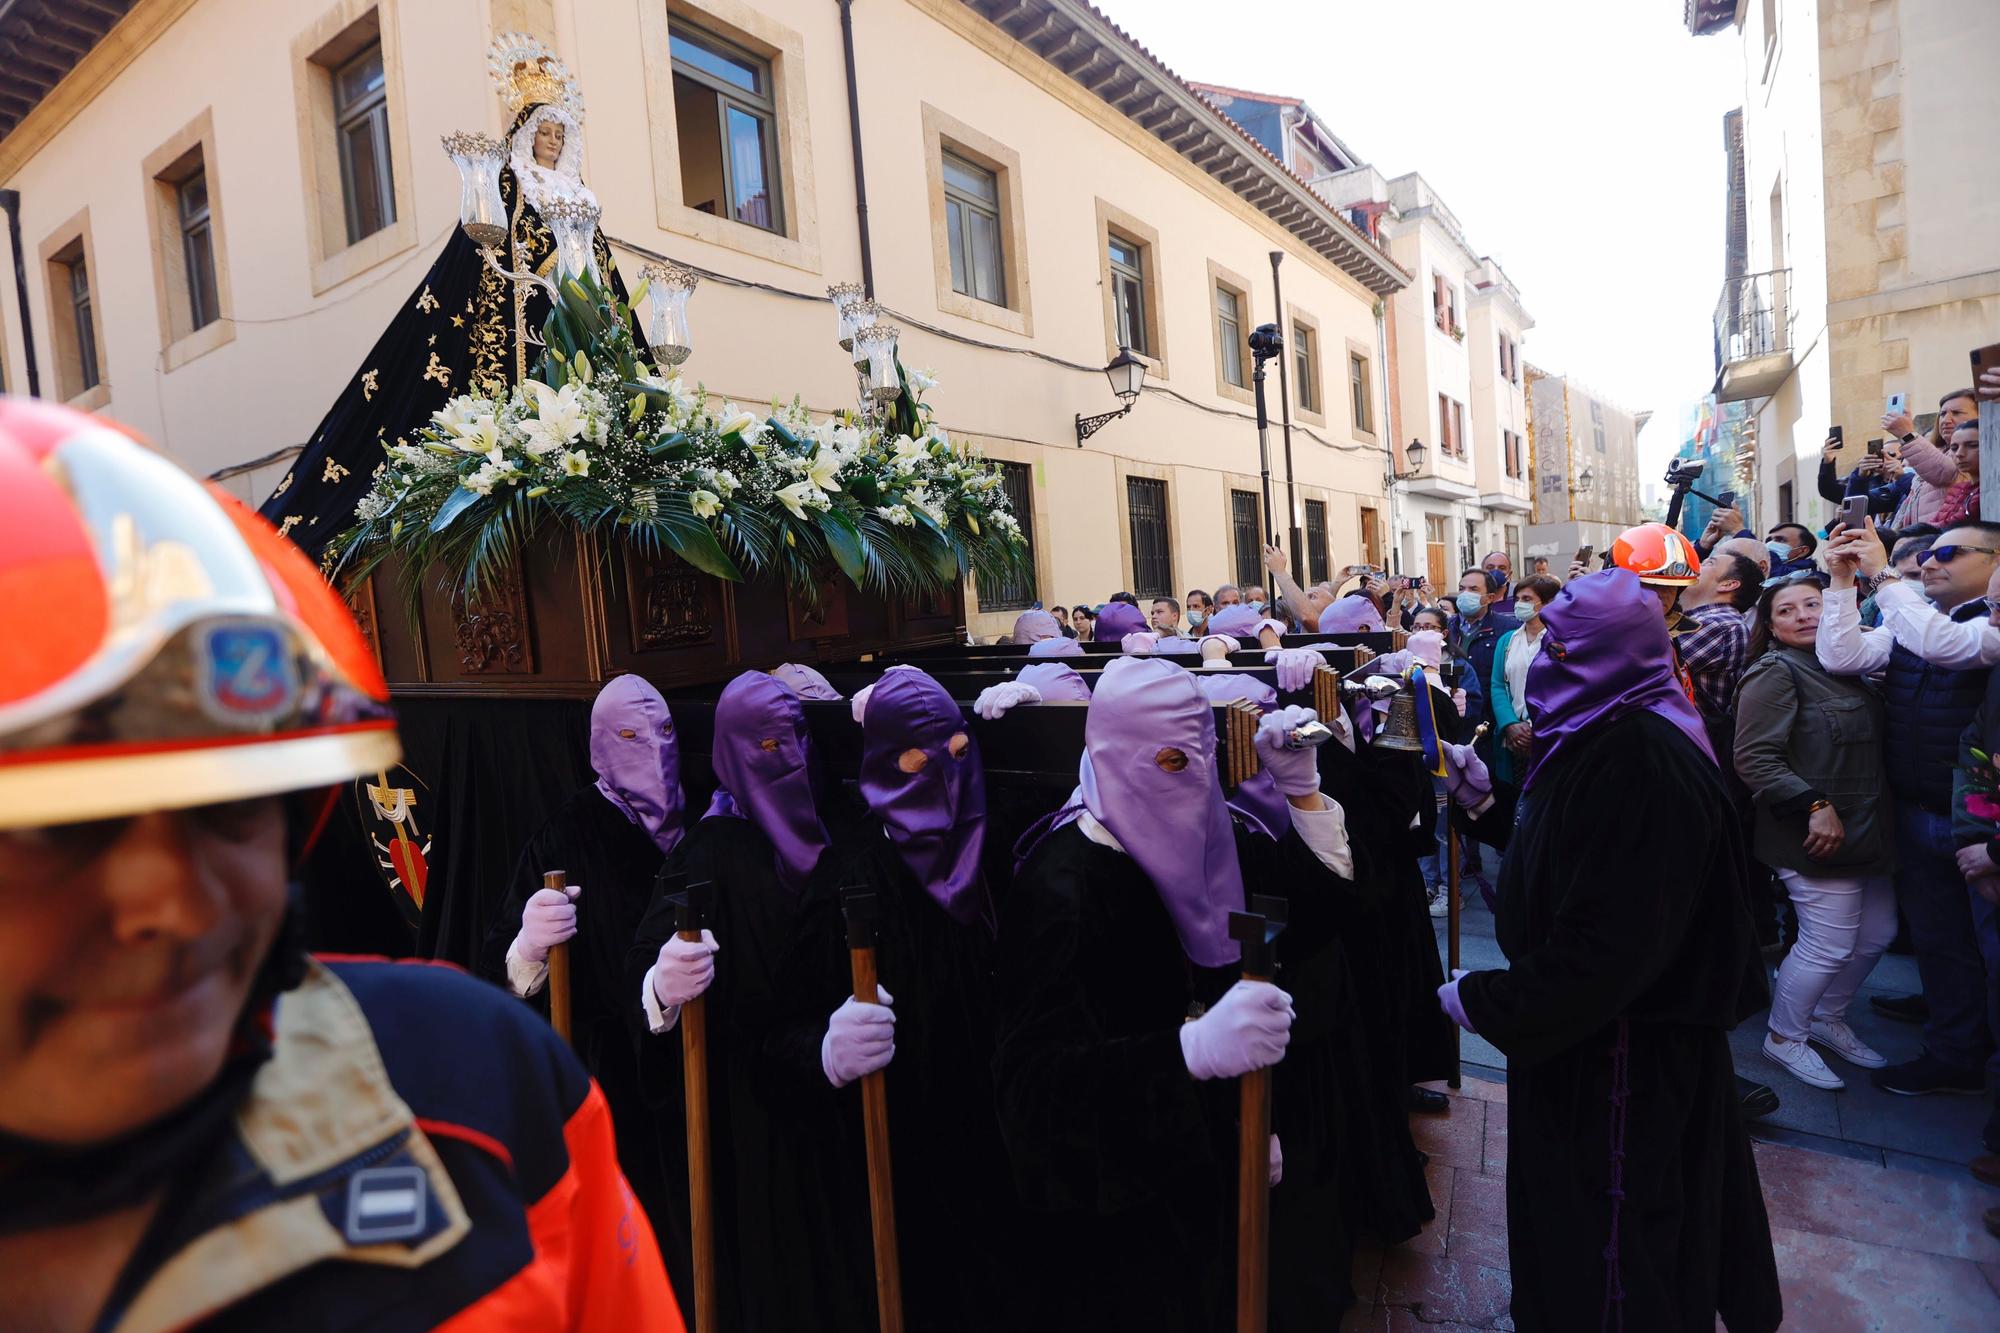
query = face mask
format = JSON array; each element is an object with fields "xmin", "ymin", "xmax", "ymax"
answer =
[
  {"xmin": 1514, "ymin": 600, "xmax": 1537, "ymax": 620},
  {"xmin": 1454, "ymin": 591, "xmax": 1485, "ymax": 617},
  {"xmin": 1247, "ymin": 595, "xmax": 1265, "ymax": 610},
  {"xmin": 1766, "ymin": 541, "xmax": 1792, "ymax": 564},
  {"xmin": 1187, "ymin": 609, "xmax": 1206, "ymax": 627}
]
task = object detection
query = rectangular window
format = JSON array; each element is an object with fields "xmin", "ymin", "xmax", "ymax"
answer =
[
  {"xmin": 941, "ymin": 151, "xmax": 1004, "ymax": 305},
  {"xmin": 1108, "ymin": 234, "xmax": 1147, "ymax": 355},
  {"xmin": 1424, "ymin": 514, "xmax": 1450, "ymax": 589},
  {"xmin": 671, "ymin": 24, "xmax": 783, "ymax": 233},
  {"xmin": 1304, "ymin": 499, "xmax": 1330, "ymax": 585},
  {"xmin": 1359, "ymin": 504, "xmax": 1382, "ymax": 571},
  {"xmin": 1292, "ymin": 323, "xmax": 1317, "ymax": 413},
  {"xmin": 1216, "ymin": 285, "xmax": 1244, "ymax": 387},
  {"xmin": 67, "ymin": 255, "xmax": 99, "ymax": 393},
  {"xmin": 977, "ymin": 461, "xmax": 1038, "ymax": 610},
  {"xmin": 1452, "ymin": 400, "xmax": 1467, "ymax": 457},
  {"xmin": 1778, "ymin": 480, "xmax": 1794, "ymax": 524},
  {"xmin": 177, "ymin": 172, "xmax": 219, "ymax": 332},
  {"xmin": 1126, "ymin": 476, "xmax": 1173, "ymax": 599},
  {"xmin": 1230, "ymin": 489, "xmax": 1263, "ymax": 592},
  {"xmin": 1505, "ymin": 524, "xmax": 1522, "ymax": 578},
  {"xmin": 1433, "ymin": 273, "xmax": 1448, "ymax": 330},
  {"xmin": 1349, "ymin": 352, "xmax": 1372, "ymax": 434},
  {"xmin": 333, "ymin": 42, "xmax": 394, "ymax": 245}
]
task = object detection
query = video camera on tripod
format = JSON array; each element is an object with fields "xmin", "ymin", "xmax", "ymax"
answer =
[{"xmin": 1663, "ymin": 456, "xmax": 1729, "ymax": 529}]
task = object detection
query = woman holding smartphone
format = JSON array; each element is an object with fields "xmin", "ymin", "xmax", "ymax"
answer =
[
  {"xmin": 1733, "ymin": 572, "xmax": 1895, "ymax": 1091},
  {"xmin": 1487, "ymin": 575, "xmax": 1561, "ymax": 787}
]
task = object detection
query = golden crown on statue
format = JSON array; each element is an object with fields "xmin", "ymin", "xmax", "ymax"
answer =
[{"xmin": 487, "ymin": 31, "xmax": 585, "ymax": 124}]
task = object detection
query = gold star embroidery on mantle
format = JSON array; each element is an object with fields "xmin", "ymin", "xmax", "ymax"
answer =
[
  {"xmin": 451, "ymin": 314, "xmax": 465, "ymax": 328},
  {"xmin": 424, "ymin": 353, "xmax": 451, "ymax": 389},
  {"xmin": 427, "ymin": 334, "xmax": 437, "ymax": 347},
  {"xmin": 274, "ymin": 471, "xmax": 294, "ymax": 496},
  {"xmin": 278, "ymin": 515, "xmax": 303, "ymax": 536},
  {"xmin": 360, "ymin": 368, "xmax": 381, "ymax": 401},
  {"xmin": 322, "ymin": 458, "xmax": 351, "ymax": 484},
  {"xmin": 416, "ymin": 285, "xmax": 439, "ymax": 314}
]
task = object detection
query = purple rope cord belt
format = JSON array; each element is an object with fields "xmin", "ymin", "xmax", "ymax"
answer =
[{"xmin": 1601, "ymin": 1016, "xmax": 1631, "ymax": 1333}]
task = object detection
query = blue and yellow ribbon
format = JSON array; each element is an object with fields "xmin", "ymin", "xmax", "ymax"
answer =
[{"xmin": 1408, "ymin": 664, "xmax": 1447, "ymax": 777}]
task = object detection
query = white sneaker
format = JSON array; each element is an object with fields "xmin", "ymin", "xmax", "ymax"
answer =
[
  {"xmin": 1763, "ymin": 1033, "xmax": 1844, "ymax": 1090},
  {"xmin": 1808, "ymin": 1018, "xmax": 1888, "ymax": 1069},
  {"xmin": 1426, "ymin": 883, "xmax": 1449, "ymax": 918}
]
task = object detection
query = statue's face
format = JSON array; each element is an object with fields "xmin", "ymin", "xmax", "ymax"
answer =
[{"xmin": 533, "ymin": 119, "xmax": 565, "ymax": 168}]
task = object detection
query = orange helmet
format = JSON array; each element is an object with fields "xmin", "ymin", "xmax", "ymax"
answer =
[
  {"xmin": 0, "ymin": 395, "xmax": 399, "ymax": 829},
  {"xmin": 1609, "ymin": 522, "xmax": 1701, "ymax": 588}
]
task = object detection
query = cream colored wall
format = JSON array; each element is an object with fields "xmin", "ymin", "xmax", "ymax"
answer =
[
  {"xmin": 0, "ymin": 0, "xmax": 1393, "ymax": 640},
  {"xmin": 1466, "ymin": 296, "xmax": 1529, "ymax": 502}
]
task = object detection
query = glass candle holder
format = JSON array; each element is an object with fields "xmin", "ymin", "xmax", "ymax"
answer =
[
  {"xmin": 540, "ymin": 197, "xmax": 602, "ymax": 284},
  {"xmin": 828, "ymin": 282, "xmax": 866, "ymax": 351},
  {"xmin": 854, "ymin": 323, "xmax": 902, "ymax": 403},
  {"xmin": 643, "ymin": 262, "xmax": 699, "ymax": 367},
  {"xmin": 442, "ymin": 131, "xmax": 509, "ymax": 248}
]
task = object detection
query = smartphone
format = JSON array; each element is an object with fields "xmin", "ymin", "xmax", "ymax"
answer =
[
  {"xmin": 1574, "ymin": 545, "xmax": 1593, "ymax": 565},
  {"xmin": 1866, "ymin": 438, "xmax": 1883, "ymax": 457},
  {"xmin": 1972, "ymin": 343, "xmax": 2000, "ymax": 384},
  {"xmin": 1839, "ymin": 495, "xmax": 1869, "ymax": 532},
  {"xmin": 1886, "ymin": 392, "xmax": 1908, "ymax": 416},
  {"xmin": 1829, "ymin": 424, "xmax": 1844, "ymax": 446},
  {"xmin": 1716, "ymin": 489, "xmax": 1738, "ymax": 510}
]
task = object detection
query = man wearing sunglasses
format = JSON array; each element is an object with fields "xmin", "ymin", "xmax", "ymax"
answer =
[{"xmin": 1819, "ymin": 518, "xmax": 2000, "ymax": 1099}]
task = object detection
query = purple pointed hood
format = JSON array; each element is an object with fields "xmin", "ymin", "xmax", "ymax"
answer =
[
  {"xmin": 1094, "ymin": 601, "xmax": 1148, "ymax": 639},
  {"xmin": 1011, "ymin": 609, "xmax": 1062, "ymax": 644},
  {"xmin": 770, "ymin": 662, "xmax": 843, "ymax": 700},
  {"xmin": 709, "ymin": 671, "xmax": 829, "ymax": 890},
  {"xmin": 1028, "ymin": 636, "xmax": 1083, "ymax": 659},
  {"xmin": 590, "ymin": 674, "xmax": 685, "ymax": 854},
  {"xmin": 1080, "ymin": 657, "xmax": 1244, "ymax": 966},
  {"xmin": 1018, "ymin": 662, "xmax": 1092, "ymax": 701},
  {"xmin": 858, "ymin": 667, "xmax": 990, "ymax": 928},
  {"xmin": 1523, "ymin": 569, "xmax": 1714, "ymax": 791},
  {"xmin": 1207, "ymin": 604, "xmax": 1262, "ymax": 638},
  {"xmin": 1319, "ymin": 596, "xmax": 1385, "ymax": 633}
]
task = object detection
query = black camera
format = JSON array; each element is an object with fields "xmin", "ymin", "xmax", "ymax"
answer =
[
  {"xmin": 1664, "ymin": 458, "xmax": 1705, "ymax": 488},
  {"xmin": 1248, "ymin": 322, "xmax": 1283, "ymax": 361}
]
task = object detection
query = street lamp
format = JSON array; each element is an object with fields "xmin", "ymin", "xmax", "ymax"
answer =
[
  {"xmin": 1074, "ymin": 346, "xmax": 1148, "ymax": 446},
  {"xmin": 1576, "ymin": 466, "xmax": 1595, "ymax": 493},
  {"xmin": 1394, "ymin": 437, "xmax": 1427, "ymax": 480}
]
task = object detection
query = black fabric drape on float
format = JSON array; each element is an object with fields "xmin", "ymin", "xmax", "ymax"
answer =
[{"xmin": 299, "ymin": 698, "xmax": 588, "ymax": 964}]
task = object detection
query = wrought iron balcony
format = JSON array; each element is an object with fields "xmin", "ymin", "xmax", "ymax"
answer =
[{"xmin": 1713, "ymin": 269, "xmax": 1795, "ymax": 402}]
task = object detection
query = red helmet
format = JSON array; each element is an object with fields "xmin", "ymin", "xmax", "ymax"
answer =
[
  {"xmin": 0, "ymin": 395, "xmax": 399, "ymax": 829},
  {"xmin": 1610, "ymin": 522, "xmax": 1701, "ymax": 588}
]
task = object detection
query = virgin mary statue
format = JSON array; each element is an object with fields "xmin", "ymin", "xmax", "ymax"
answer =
[{"xmin": 262, "ymin": 33, "xmax": 632, "ymax": 564}]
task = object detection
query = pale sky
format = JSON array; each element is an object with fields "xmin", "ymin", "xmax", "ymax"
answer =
[{"xmin": 1086, "ymin": 0, "xmax": 1743, "ymax": 476}]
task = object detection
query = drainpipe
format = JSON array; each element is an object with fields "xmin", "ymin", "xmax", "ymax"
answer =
[
  {"xmin": 1376, "ymin": 295, "xmax": 1398, "ymax": 574},
  {"xmin": 836, "ymin": 0, "xmax": 875, "ymax": 297},
  {"xmin": 1268, "ymin": 250, "xmax": 1300, "ymax": 585},
  {"xmin": 0, "ymin": 190, "xmax": 41, "ymax": 398}
]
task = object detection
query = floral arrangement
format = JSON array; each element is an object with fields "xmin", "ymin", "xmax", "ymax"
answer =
[{"xmin": 333, "ymin": 269, "xmax": 1028, "ymax": 608}]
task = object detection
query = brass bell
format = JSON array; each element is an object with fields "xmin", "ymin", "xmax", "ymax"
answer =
[{"xmin": 1373, "ymin": 683, "xmax": 1425, "ymax": 753}]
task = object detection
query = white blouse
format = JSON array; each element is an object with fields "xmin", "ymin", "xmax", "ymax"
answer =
[{"xmin": 1504, "ymin": 622, "xmax": 1544, "ymax": 721}]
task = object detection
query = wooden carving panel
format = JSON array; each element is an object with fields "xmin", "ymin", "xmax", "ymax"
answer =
[
  {"xmin": 787, "ymin": 578, "xmax": 850, "ymax": 640},
  {"xmin": 626, "ymin": 547, "xmax": 716, "ymax": 652},
  {"xmin": 453, "ymin": 568, "xmax": 535, "ymax": 674}
]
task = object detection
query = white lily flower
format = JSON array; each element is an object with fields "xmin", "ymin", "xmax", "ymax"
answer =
[
  {"xmin": 713, "ymin": 469, "xmax": 741, "ymax": 497},
  {"xmin": 519, "ymin": 380, "xmax": 589, "ymax": 456},
  {"xmin": 463, "ymin": 460, "xmax": 508, "ymax": 496},
  {"xmin": 448, "ymin": 414, "xmax": 501, "ymax": 455},
  {"xmin": 806, "ymin": 450, "xmax": 843, "ymax": 492},
  {"xmin": 559, "ymin": 449, "xmax": 591, "ymax": 477},
  {"xmin": 877, "ymin": 503, "xmax": 914, "ymax": 526},
  {"xmin": 689, "ymin": 489, "xmax": 721, "ymax": 519},
  {"xmin": 908, "ymin": 366, "xmax": 939, "ymax": 393},
  {"xmin": 775, "ymin": 481, "xmax": 814, "ymax": 519}
]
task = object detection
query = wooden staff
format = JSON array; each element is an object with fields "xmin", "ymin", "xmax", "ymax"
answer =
[
  {"xmin": 1228, "ymin": 893, "xmax": 1289, "ymax": 1333},
  {"xmin": 839, "ymin": 886, "xmax": 904, "ymax": 1333},
  {"xmin": 1442, "ymin": 721, "xmax": 1487, "ymax": 1093},
  {"xmin": 675, "ymin": 878, "xmax": 719, "ymax": 1333},
  {"xmin": 543, "ymin": 869, "xmax": 573, "ymax": 1044}
]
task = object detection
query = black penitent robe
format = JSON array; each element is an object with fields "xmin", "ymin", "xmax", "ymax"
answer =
[
  {"xmin": 993, "ymin": 820, "xmax": 1260, "ymax": 1332},
  {"xmin": 474, "ymin": 786, "xmax": 668, "ymax": 1243},
  {"xmin": 1238, "ymin": 812, "xmax": 1430, "ymax": 1326},
  {"xmin": 1457, "ymin": 712, "xmax": 1782, "ymax": 1333},
  {"xmin": 1316, "ymin": 734, "xmax": 1458, "ymax": 1095},
  {"xmin": 627, "ymin": 810, "xmax": 879, "ymax": 1333}
]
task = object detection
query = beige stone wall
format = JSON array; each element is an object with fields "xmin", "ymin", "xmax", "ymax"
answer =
[{"xmin": 0, "ymin": 0, "xmax": 1398, "ymax": 640}]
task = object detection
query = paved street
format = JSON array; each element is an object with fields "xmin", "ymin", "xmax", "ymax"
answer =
[{"xmin": 1342, "ymin": 879, "xmax": 2000, "ymax": 1327}]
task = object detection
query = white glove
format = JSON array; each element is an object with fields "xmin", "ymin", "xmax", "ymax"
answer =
[
  {"xmin": 1270, "ymin": 1134, "xmax": 1283, "ymax": 1186},
  {"xmin": 1179, "ymin": 979, "xmax": 1295, "ymax": 1081},
  {"xmin": 651, "ymin": 930, "xmax": 719, "ymax": 1009},
  {"xmin": 1265, "ymin": 646, "xmax": 1324, "ymax": 693},
  {"xmin": 1200, "ymin": 634, "xmax": 1242, "ymax": 665},
  {"xmin": 1452, "ymin": 687, "xmax": 1468, "ymax": 719},
  {"xmin": 822, "ymin": 986, "xmax": 896, "ymax": 1087},
  {"xmin": 515, "ymin": 884, "xmax": 579, "ymax": 963},
  {"xmin": 849, "ymin": 681, "xmax": 877, "ymax": 725},
  {"xmin": 1121, "ymin": 631, "xmax": 1159, "ymax": 655},
  {"xmin": 1357, "ymin": 649, "xmax": 1414, "ymax": 679},
  {"xmin": 1254, "ymin": 706, "xmax": 1323, "ymax": 798},
  {"xmin": 973, "ymin": 681, "xmax": 1042, "ymax": 720}
]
